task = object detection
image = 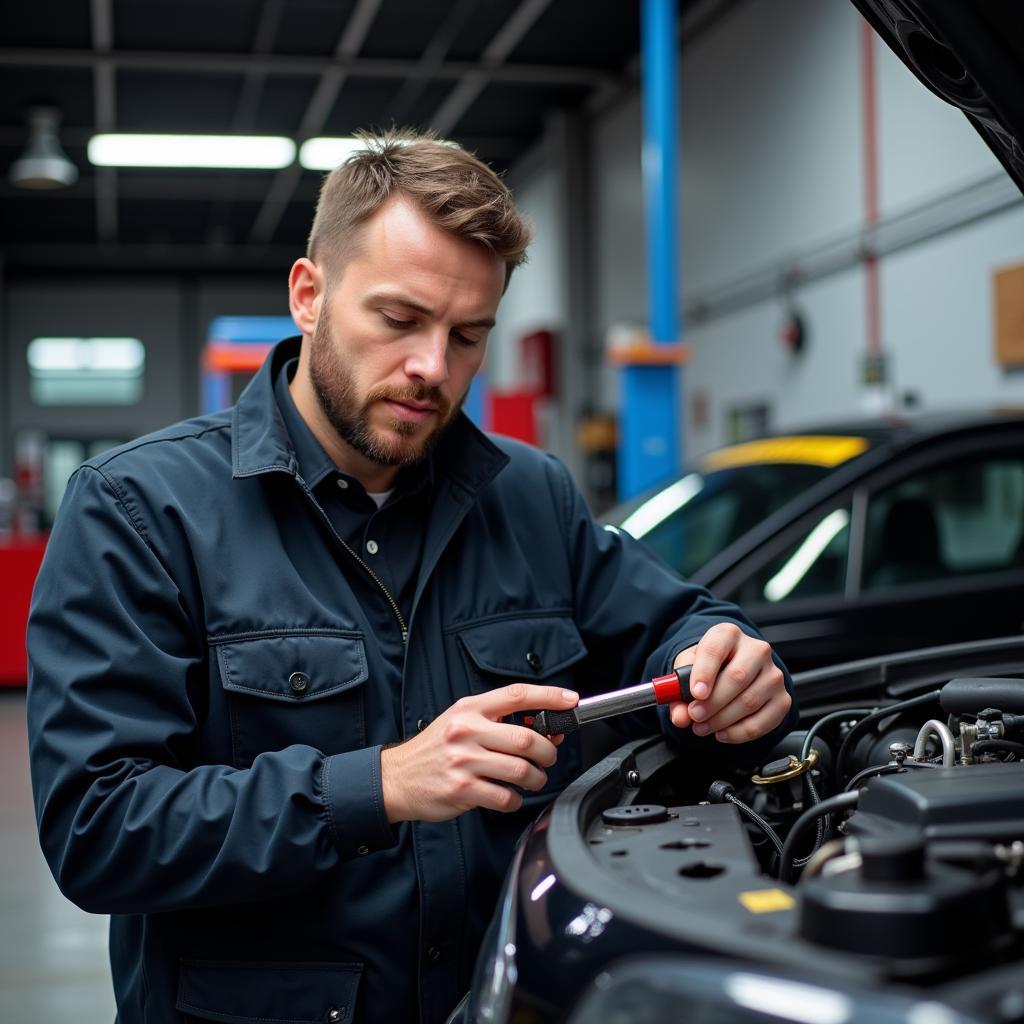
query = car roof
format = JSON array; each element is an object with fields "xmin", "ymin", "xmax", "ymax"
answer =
[{"xmin": 729, "ymin": 408, "xmax": 1024, "ymax": 452}]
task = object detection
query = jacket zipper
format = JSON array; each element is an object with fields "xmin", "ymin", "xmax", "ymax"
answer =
[
  {"xmin": 294, "ymin": 468, "xmax": 409, "ymax": 645},
  {"xmin": 336, "ymin": 535, "xmax": 409, "ymax": 645}
]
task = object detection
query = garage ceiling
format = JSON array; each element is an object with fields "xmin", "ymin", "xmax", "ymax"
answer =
[{"xmin": 0, "ymin": 0, "xmax": 733, "ymax": 275}]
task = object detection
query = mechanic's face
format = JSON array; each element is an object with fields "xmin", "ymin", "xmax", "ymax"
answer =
[{"xmin": 307, "ymin": 195, "xmax": 504, "ymax": 474}]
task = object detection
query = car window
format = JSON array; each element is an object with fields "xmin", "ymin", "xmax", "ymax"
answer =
[
  {"xmin": 733, "ymin": 506, "xmax": 852, "ymax": 605},
  {"xmin": 862, "ymin": 454, "xmax": 1024, "ymax": 590},
  {"xmin": 623, "ymin": 463, "xmax": 830, "ymax": 578}
]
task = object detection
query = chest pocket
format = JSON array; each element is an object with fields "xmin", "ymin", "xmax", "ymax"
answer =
[
  {"xmin": 456, "ymin": 614, "xmax": 588, "ymax": 693},
  {"xmin": 214, "ymin": 631, "xmax": 368, "ymax": 769},
  {"xmin": 456, "ymin": 615, "xmax": 588, "ymax": 806}
]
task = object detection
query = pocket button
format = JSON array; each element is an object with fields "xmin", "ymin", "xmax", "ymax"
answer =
[
  {"xmin": 288, "ymin": 671, "xmax": 310, "ymax": 695},
  {"xmin": 526, "ymin": 651, "xmax": 543, "ymax": 672}
]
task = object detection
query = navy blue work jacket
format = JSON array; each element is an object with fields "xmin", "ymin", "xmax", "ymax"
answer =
[{"xmin": 27, "ymin": 337, "xmax": 796, "ymax": 1024}]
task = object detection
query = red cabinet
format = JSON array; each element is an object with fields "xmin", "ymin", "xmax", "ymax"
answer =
[{"xmin": 0, "ymin": 537, "xmax": 47, "ymax": 686}]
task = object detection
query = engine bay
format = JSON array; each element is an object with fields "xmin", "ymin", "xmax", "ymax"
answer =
[
  {"xmin": 558, "ymin": 673, "xmax": 1024, "ymax": 1020},
  {"xmin": 464, "ymin": 647, "xmax": 1024, "ymax": 1024}
]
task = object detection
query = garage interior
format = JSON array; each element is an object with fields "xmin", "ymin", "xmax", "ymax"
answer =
[{"xmin": 2, "ymin": 1, "xmax": 1024, "ymax": 1020}]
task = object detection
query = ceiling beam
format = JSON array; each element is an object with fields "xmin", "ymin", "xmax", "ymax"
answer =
[
  {"xmin": 90, "ymin": 0, "xmax": 118, "ymax": 242},
  {"xmin": 205, "ymin": 0, "xmax": 288, "ymax": 247},
  {"xmin": 4, "ymin": 243, "xmax": 298, "ymax": 272},
  {"xmin": 0, "ymin": 175, "xmax": 321, "ymax": 202},
  {"xmin": 248, "ymin": 0, "xmax": 384, "ymax": 245},
  {"xmin": 384, "ymin": 0, "xmax": 477, "ymax": 125},
  {"xmin": 232, "ymin": 0, "xmax": 287, "ymax": 133},
  {"xmin": 0, "ymin": 47, "xmax": 615, "ymax": 90},
  {"xmin": 430, "ymin": 0, "xmax": 555, "ymax": 136}
]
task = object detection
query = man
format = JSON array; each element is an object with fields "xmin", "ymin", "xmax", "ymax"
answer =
[{"xmin": 28, "ymin": 130, "xmax": 795, "ymax": 1024}]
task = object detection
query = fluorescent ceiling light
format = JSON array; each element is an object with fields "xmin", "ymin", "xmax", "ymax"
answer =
[
  {"xmin": 88, "ymin": 134, "xmax": 295, "ymax": 169},
  {"xmin": 299, "ymin": 136, "xmax": 366, "ymax": 171}
]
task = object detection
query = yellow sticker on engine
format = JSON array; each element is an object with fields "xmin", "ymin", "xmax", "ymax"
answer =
[{"xmin": 738, "ymin": 889, "xmax": 796, "ymax": 914}]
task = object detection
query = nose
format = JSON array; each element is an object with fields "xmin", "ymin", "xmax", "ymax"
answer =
[{"xmin": 405, "ymin": 329, "xmax": 449, "ymax": 387}]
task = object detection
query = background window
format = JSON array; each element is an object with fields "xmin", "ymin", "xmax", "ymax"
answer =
[{"xmin": 28, "ymin": 337, "xmax": 145, "ymax": 406}]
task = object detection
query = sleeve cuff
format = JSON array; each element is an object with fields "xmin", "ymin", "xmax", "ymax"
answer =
[{"xmin": 321, "ymin": 745, "xmax": 398, "ymax": 859}]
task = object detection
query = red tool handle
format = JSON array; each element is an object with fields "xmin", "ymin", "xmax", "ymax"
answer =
[{"xmin": 650, "ymin": 665, "xmax": 693, "ymax": 704}]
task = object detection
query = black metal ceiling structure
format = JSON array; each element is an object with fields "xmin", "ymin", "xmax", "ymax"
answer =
[{"xmin": 0, "ymin": 0, "xmax": 730, "ymax": 274}]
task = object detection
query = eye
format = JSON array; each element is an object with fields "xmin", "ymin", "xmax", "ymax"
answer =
[
  {"xmin": 452, "ymin": 331, "xmax": 482, "ymax": 348},
  {"xmin": 381, "ymin": 312, "xmax": 414, "ymax": 330}
]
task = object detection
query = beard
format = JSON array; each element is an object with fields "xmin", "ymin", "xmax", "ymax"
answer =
[{"xmin": 308, "ymin": 310, "xmax": 458, "ymax": 468}]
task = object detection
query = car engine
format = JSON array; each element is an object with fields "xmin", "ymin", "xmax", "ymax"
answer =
[
  {"xmin": 715, "ymin": 675, "xmax": 1024, "ymax": 982},
  {"xmin": 462, "ymin": 660, "xmax": 1024, "ymax": 1024}
]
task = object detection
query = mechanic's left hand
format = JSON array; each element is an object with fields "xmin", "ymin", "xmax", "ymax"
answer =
[{"xmin": 667, "ymin": 623, "xmax": 790, "ymax": 743}]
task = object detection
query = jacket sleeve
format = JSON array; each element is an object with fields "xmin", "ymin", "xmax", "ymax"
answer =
[
  {"xmin": 548, "ymin": 455, "xmax": 798, "ymax": 762},
  {"xmin": 27, "ymin": 465, "xmax": 395, "ymax": 916}
]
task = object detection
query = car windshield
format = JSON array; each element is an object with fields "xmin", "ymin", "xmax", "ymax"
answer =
[
  {"xmin": 607, "ymin": 434, "xmax": 873, "ymax": 577},
  {"xmin": 615, "ymin": 462, "xmax": 832, "ymax": 577}
]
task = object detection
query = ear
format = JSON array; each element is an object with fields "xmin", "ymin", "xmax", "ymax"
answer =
[{"xmin": 288, "ymin": 258, "xmax": 324, "ymax": 337}]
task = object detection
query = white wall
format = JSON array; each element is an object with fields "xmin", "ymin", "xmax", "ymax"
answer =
[
  {"xmin": 489, "ymin": 161, "xmax": 567, "ymax": 392},
  {"xmin": 582, "ymin": 0, "xmax": 1024, "ymax": 461}
]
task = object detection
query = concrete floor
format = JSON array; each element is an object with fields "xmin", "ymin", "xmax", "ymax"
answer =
[{"xmin": 0, "ymin": 690, "xmax": 117, "ymax": 1023}]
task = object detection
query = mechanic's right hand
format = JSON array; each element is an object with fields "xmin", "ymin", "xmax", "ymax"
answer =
[{"xmin": 380, "ymin": 683, "xmax": 578, "ymax": 823}]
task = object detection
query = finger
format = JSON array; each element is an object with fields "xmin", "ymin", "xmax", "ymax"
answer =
[
  {"xmin": 693, "ymin": 669, "xmax": 780, "ymax": 735},
  {"xmin": 471, "ymin": 682, "xmax": 579, "ymax": 719},
  {"xmin": 473, "ymin": 751, "xmax": 549, "ymax": 792},
  {"xmin": 688, "ymin": 638, "xmax": 774, "ymax": 725},
  {"xmin": 689, "ymin": 623, "xmax": 743, "ymax": 700},
  {"xmin": 708, "ymin": 690, "xmax": 792, "ymax": 744},
  {"xmin": 668, "ymin": 700, "xmax": 692, "ymax": 729},
  {"xmin": 475, "ymin": 780, "xmax": 526, "ymax": 814},
  {"xmin": 479, "ymin": 720, "xmax": 559, "ymax": 768}
]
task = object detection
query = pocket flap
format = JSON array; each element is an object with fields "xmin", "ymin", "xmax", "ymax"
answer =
[
  {"xmin": 458, "ymin": 615, "xmax": 587, "ymax": 680},
  {"xmin": 177, "ymin": 959, "xmax": 362, "ymax": 1023},
  {"xmin": 214, "ymin": 632, "xmax": 368, "ymax": 704}
]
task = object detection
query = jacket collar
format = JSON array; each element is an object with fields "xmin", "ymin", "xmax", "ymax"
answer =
[{"xmin": 232, "ymin": 336, "xmax": 509, "ymax": 496}]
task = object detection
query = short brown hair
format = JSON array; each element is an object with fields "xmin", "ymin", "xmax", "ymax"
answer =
[{"xmin": 307, "ymin": 128, "xmax": 532, "ymax": 288}]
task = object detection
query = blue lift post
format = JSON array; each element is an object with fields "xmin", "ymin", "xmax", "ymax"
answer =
[{"xmin": 618, "ymin": 0, "xmax": 683, "ymax": 500}]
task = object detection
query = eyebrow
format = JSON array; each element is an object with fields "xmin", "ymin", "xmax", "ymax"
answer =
[{"xmin": 367, "ymin": 291, "xmax": 496, "ymax": 330}]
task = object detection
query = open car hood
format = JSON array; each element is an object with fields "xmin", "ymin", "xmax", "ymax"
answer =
[{"xmin": 853, "ymin": 0, "xmax": 1024, "ymax": 193}]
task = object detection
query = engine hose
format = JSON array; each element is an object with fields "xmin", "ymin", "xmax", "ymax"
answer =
[
  {"xmin": 779, "ymin": 791, "xmax": 860, "ymax": 884},
  {"xmin": 913, "ymin": 719, "xmax": 956, "ymax": 766},
  {"xmin": 725, "ymin": 794, "xmax": 785, "ymax": 859},
  {"xmin": 835, "ymin": 690, "xmax": 942, "ymax": 785},
  {"xmin": 973, "ymin": 739, "xmax": 1024, "ymax": 758},
  {"xmin": 800, "ymin": 708, "xmax": 873, "ymax": 761},
  {"xmin": 842, "ymin": 762, "xmax": 902, "ymax": 792},
  {"xmin": 802, "ymin": 770, "xmax": 825, "ymax": 852}
]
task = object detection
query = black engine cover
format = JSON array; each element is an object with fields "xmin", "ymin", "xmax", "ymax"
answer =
[{"xmin": 849, "ymin": 761, "xmax": 1024, "ymax": 843}]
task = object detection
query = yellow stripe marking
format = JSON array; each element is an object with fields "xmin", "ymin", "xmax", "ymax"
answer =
[{"xmin": 701, "ymin": 435, "xmax": 870, "ymax": 472}]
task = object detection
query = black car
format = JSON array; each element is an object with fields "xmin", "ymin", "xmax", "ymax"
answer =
[
  {"xmin": 459, "ymin": 637, "xmax": 1024, "ymax": 1024},
  {"xmin": 606, "ymin": 412, "xmax": 1024, "ymax": 672}
]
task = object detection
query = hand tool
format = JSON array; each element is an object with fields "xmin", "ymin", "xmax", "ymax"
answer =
[{"xmin": 528, "ymin": 665, "xmax": 693, "ymax": 735}]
